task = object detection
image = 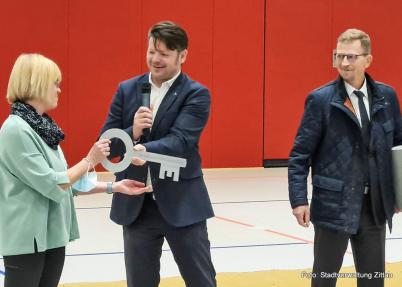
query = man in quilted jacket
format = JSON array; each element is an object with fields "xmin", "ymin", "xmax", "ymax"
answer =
[{"xmin": 288, "ymin": 28, "xmax": 402, "ymax": 287}]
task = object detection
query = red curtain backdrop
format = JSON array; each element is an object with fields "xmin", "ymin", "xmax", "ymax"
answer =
[{"xmin": 1, "ymin": 0, "xmax": 401, "ymax": 168}]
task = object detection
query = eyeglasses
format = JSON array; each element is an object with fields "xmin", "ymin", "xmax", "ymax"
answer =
[{"xmin": 333, "ymin": 53, "xmax": 368, "ymax": 64}]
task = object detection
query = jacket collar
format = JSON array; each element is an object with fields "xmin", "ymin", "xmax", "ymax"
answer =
[
  {"xmin": 330, "ymin": 73, "xmax": 385, "ymax": 127},
  {"xmin": 152, "ymin": 72, "xmax": 184, "ymax": 133},
  {"xmin": 332, "ymin": 73, "xmax": 385, "ymax": 116},
  {"xmin": 365, "ymin": 74, "xmax": 386, "ymax": 116}
]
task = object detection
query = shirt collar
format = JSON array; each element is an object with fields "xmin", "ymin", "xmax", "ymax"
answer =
[
  {"xmin": 344, "ymin": 78, "xmax": 368, "ymax": 98},
  {"xmin": 148, "ymin": 71, "xmax": 181, "ymax": 89}
]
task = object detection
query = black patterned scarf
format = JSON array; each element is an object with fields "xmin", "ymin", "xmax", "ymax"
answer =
[{"xmin": 11, "ymin": 101, "xmax": 65, "ymax": 150}]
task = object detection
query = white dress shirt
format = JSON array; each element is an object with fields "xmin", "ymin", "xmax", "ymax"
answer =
[
  {"xmin": 344, "ymin": 79, "xmax": 370, "ymax": 127},
  {"xmin": 145, "ymin": 71, "xmax": 181, "ymax": 189}
]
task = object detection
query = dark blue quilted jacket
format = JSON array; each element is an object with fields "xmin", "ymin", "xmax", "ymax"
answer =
[{"xmin": 288, "ymin": 74, "xmax": 402, "ymax": 234}]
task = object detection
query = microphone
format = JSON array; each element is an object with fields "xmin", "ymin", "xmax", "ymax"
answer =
[
  {"xmin": 141, "ymin": 83, "xmax": 151, "ymax": 108},
  {"xmin": 141, "ymin": 83, "xmax": 151, "ymax": 140}
]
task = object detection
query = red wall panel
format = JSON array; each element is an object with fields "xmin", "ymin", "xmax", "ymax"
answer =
[
  {"xmin": 0, "ymin": 0, "xmax": 69, "ymax": 129},
  {"xmin": 264, "ymin": 0, "xmax": 334, "ymax": 160},
  {"xmin": 67, "ymin": 0, "xmax": 143, "ymax": 164},
  {"xmin": 264, "ymin": 0, "xmax": 402, "ymax": 161},
  {"xmin": 3, "ymin": 1, "xmax": 401, "ymax": 167},
  {"xmin": 1, "ymin": 0, "xmax": 264, "ymax": 168},
  {"xmin": 139, "ymin": 0, "xmax": 215, "ymax": 167},
  {"xmin": 332, "ymin": 0, "xmax": 402, "ymax": 98},
  {"xmin": 212, "ymin": 0, "xmax": 265, "ymax": 167}
]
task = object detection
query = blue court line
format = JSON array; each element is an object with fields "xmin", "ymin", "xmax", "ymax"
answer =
[
  {"xmin": 75, "ymin": 199, "xmax": 301, "ymax": 210},
  {"xmin": 0, "ymin": 243, "xmax": 308, "ymax": 278},
  {"xmin": 213, "ymin": 199, "xmax": 292, "ymax": 205},
  {"xmin": 386, "ymin": 237, "xmax": 402, "ymax": 241},
  {"xmin": 211, "ymin": 242, "xmax": 307, "ymax": 249},
  {"xmin": 1, "ymin": 239, "xmax": 402, "ymax": 277},
  {"xmin": 0, "ymin": 242, "xmax": 307, "ymax": 261},
  {"xmin": 2, "ymin": 238, "xmax": 401, "ymax": 260},
  {"xmin": 63, "ymin": 242, "xmax": 308, "ymax": 257}
]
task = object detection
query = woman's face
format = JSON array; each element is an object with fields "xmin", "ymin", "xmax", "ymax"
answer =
[{"xmin": 45, "ymin": 81, "xmax": 61, "ymax": 111}]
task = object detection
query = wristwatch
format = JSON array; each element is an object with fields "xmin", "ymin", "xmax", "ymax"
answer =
[{"xmin": 106, "ymin": 182, "xmax": 113, "ymax": 194}]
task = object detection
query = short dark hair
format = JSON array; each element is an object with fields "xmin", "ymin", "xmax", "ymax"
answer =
[{"xmin": 148, "ymin": 21, "xmax": 188, "ymax": 52}]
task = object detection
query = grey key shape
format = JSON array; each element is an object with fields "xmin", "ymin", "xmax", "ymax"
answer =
[
  {"xmin": 100, "ymin": 128, "xmax": 187, "ymax": 181},
  {"xmin": 133, "ymin": 150, "xmax": 187, "ymax": 182}
]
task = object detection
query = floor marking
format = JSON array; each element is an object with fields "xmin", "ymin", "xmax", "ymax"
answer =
[
  {"xmin": 74, "ymin": 199, "xmax": 303, "ymax": 210},
  {"xmin": 0, "ymin": 243, "xmax": 311, "ymax": 263},
  {"xmin": 214, "ymin": 216, "xmax": 360, "ymax": 256},
  {"xmin": 215, "ymin": 216, "xmax": 314, "ymax": 244}
]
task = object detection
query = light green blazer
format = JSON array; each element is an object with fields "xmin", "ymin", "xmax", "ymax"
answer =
[{"xmin": 0, "ymin": 115, "xmax": 79, "ymax": 256}]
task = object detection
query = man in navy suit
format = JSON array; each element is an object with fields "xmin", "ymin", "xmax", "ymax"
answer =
[{"xmin": 100, "ymin": 21, "xmax": 216, "ymax": 287}]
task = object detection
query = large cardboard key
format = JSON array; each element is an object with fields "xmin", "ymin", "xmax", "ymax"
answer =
[{"xmin": 100, "ymin": 128, "xmax": 187, "ymax": 182}]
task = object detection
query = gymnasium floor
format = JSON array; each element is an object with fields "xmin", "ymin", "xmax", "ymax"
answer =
[{"xmin": 1, "ymin": 167, "xmax": 401, "ymax": 286}]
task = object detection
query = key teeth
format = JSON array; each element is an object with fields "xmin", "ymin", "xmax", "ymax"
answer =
[
  {"xmin": 158, "ymin": 165, "xmax": 181, "ymax": 182},
  {"xmin": 159, "ymin": 167, "xmax": 166, "ymax": 180}
]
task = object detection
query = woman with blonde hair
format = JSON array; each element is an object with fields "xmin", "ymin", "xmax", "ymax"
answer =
[{"xmin": 0, "ymin": 53, "xmax": 149, "ymax": 287}]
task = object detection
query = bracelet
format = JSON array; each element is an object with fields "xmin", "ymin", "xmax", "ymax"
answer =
[{"xmin": 106, "ymin": 182, "xmax": 113, "ymax": 194}]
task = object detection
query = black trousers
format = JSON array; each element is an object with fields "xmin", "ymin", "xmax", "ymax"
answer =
[
  {"xmin": 312, "ymin": 195, "xmax": 386, "ymax": 287},
  {"xmin": 3, "ymin": 246, "xmax": 65, "ymax": 287},
  {"xmin": 123, "ymin": 195, "xmax": 216, "ymax": 287}
]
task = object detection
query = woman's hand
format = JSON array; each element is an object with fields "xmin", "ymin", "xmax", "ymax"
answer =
[
  {"xmin": 112, "ymin": 179, "xmax": 151, "ymax": 195},
  {"xmin": 86, "ymin": 138, "xmax": 111, "ymax": 166}
]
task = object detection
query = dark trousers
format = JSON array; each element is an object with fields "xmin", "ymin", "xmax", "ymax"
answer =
[
  {"xmin": 123, "ymin": 195, "xmax": 216, "ymax": 287},
  {"xmin": 3, "ymin": 246, "xmax": 65, "ymax": 287},
  {"xmin": 312, "ymin": 195, "xmax": 386, "ymax": 287}
]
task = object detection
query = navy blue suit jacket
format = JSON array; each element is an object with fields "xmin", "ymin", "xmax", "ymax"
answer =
[
  {"xmin": 100, "ymin": 72, "xmax": 214, "ymax": 227},
  {"xmin": 289, "ymin": 74, "xmax": 402, "ymax": 234}
]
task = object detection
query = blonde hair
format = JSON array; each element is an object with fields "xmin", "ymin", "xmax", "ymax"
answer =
[
  {"xmin": 6, "ymin": 53, "xmax": 61, "ymax": 104},
  {"xmin": 337, "ymin": 29, "xmax": 371, "ymax": 54}
]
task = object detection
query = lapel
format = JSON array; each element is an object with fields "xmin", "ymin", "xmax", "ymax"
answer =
[
  {"xmin": 150, "ymin": 73, "xmax": 185, "ymax": 137},
  {"xmin": 330, "ymin": 77, "xmax": 361, "ymax": 128},
  {"xmin": 330, "ymin": 74, "xmax": 386, "ymax": 128},
  {"xmin": 366, "ymin": 74, "xmax": 385, "ymax": 118}
]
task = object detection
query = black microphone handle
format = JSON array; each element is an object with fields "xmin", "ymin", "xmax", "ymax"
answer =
[
  {"xmin": 142, "ymin": 92, "xmax": 150, "ymax": 108},
  {"xmin": 141, "ymin": 83, "xmax": 152, "ymax": 141}
]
